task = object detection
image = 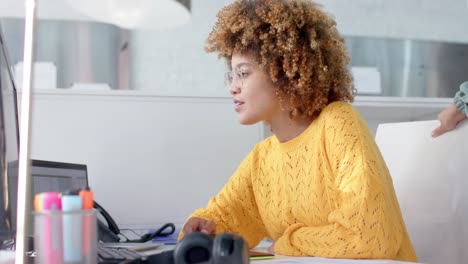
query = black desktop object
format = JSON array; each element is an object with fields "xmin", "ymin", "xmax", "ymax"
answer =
[
  {"xmin": 0, "ymin": 22, "xmax": 90, "ymax": 249},
  {"xmin": 0, "ymin": 21, "xmax": 21, "ymax": 248}
]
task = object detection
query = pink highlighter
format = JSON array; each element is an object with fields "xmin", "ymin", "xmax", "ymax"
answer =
[{"xmin": 35, "ymin": 192, "xmax": 63, "ymax": 264}]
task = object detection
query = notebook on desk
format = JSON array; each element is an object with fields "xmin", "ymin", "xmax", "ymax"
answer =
[{"xmin": 250, "ymin": 250, "xmax": 275, "ymax": 260}]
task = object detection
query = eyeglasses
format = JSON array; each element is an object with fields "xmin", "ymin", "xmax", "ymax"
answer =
[{"xmin": 224, "ymin": 70, "xmax": 249, "ymax": 87}]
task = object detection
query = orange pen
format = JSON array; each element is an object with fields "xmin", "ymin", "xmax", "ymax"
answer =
[
  {"xmin": 79, "ymin": 187, "xmax": 94, "ymax": 210},
  {"xmin": 79, "ymin": 187, "xmax": 94, "ymax": 257}
]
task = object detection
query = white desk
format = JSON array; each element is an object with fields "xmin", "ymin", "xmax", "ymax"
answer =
[
  {"xmin": 0, "ymin": 248, "xmax": 421, "ymax": 264},
  {"xmin": 137, "ymin": 244, "xmax": 419, "ymax": 264},
  {"xmin": 0, "ymin": 250, "xmax": 15, "ymax": 264},
  {"xmin": 106, "ymin": 233, "xmax": 421, "ymax": 264}
]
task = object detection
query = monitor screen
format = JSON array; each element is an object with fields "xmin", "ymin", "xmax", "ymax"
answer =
[
  {"xmin": 0, "ymin": 22, "xmax": 20, "ymax": 246},
  {"xmin": 31, "ymin": 160, "xmax": 88, "ymax": 194}
]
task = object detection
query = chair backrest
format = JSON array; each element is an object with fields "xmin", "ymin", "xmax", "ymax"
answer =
[{"xmin": 375, "ymin": 120, "xmax": 468, "ymax": 264}]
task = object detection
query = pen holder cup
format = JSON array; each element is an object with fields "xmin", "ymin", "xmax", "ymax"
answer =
[{"xmin": 34, "ymin": 210, "xmax": 98, "ymax": 264}]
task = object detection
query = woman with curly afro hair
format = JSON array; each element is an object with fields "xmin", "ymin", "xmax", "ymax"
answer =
[{"xmin": 180, "ymin": 0, "xmax": 417, "ymax": 261}]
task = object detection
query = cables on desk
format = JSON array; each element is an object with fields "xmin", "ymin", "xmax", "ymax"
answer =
[{"xmin": 121, "ymin": 222, "xmax": 176, "ymax": 243}]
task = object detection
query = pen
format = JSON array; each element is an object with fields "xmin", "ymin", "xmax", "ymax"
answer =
[
  {"xmin": 39, "ymin": 192, "xmax": 62, "ymax": 211},
  {"xmin": 36, "ymin": 192, "xmax": 62, "ymax": 264},
  {"xmin": 79, "ymin": 186, "xmax": 94, "ymax": 258},
  {"xmin": 62, "ymin": 189, "xmax": 83, "ymax": 263},
  {"xmin": 79, "ymin": 186, "xmax": 94, "ymax": 210}
]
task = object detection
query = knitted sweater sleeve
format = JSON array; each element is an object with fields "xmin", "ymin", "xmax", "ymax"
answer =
[
  {"xmin": 274, "ymin": 105, "xmax": 405, "ymax": 259},
  {"xmin": 454, "ymin": 81, "xmax": 468, "ymax": 116},
  {"xmin": 182, "ymin": 149, "xmax": 267, "ymax": 248}
]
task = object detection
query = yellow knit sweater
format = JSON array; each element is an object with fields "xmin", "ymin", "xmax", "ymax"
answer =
[{"xmin": 184, "ymin": 102, "xmax": 417, "ymax": 261}]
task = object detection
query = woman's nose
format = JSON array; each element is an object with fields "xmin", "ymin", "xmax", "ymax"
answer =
[{"xmin": 229, "ymin": 83, "xmax": 241, "ymax": 95}]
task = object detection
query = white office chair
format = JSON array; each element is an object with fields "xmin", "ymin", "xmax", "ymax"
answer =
[{"xmin": 375, "ymin": 120, "xmax": 468, "ymax": 264}]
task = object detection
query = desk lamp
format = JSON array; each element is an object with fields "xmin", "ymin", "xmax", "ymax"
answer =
[{"xmin": 13, "ymin": 0, "xmax": 191, "ymax": 263}]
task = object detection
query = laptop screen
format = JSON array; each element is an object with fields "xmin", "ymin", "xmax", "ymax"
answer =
[
  {"xmin": 6, "ymin": 159, "xmax": 88, "ymax": 239},
  {"xmin": 31, "ymin": 159, "xmax": 88, "ymax": 194}
]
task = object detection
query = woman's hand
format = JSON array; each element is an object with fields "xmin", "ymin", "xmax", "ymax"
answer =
[
  {"xmin": 432, "ymin": 104, "xmax": 467, "ymax": 137},
  {"xmin": 182, "ymin": 217, "xmax": 216, "ymax": 235}
]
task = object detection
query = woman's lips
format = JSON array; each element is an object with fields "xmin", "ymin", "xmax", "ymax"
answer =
[{"xmin": 234, "ymin": 99, "xmax": 244, "ymax": 112}]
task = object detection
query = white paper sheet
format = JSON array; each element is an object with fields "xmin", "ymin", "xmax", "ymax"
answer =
[{"xmin": 375, "ymin": 120, "xmax": 468, "ymax": 264}]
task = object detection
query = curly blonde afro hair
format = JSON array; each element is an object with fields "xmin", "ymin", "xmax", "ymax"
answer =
[{"xmin": 206, "ymin": 0, "xmax": 355, "ymax": 119}]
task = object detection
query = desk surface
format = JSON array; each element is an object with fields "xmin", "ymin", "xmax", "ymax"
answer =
[
  {"xmin": 137, "ymin": 245, "xmax": 419, "ymax": 264},
  {"xmin": 0, "ymin": 250, "xmax": 15, "ymax": 264},
  {"xmin": 0, "ymin": 247, "xmax": 419, "ymax": 264}
]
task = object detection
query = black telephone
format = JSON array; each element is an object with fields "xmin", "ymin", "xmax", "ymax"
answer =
[
  {"xmin": 94, "ymin": 201, "xmax": 176, "ymax": 243},
  {"xmin": 94, "ymin": 201, "xmax": 121, "ymax": 242}
]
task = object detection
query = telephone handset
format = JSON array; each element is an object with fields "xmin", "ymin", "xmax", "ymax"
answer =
[
  {"xmin": 94, "ymin": 200, "xmax": 121, "ymax": 242},
  {"xmin": 93, "ymin": 200, "xmax": 176, "ymax": 243}
]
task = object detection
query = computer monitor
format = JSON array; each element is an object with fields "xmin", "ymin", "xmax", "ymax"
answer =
[
  {"xmin": 0, "ymin": 21, "xmax": 20, "ymax": 248},
  {"xmin": 0, "ymin": 23, "xmax": 89, "ymax": 248}
]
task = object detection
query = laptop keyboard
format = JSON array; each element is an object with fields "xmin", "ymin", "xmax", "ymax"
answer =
[{"xmin": 98, "ymin": 245, "xmax": 146, "ymax": 264}]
